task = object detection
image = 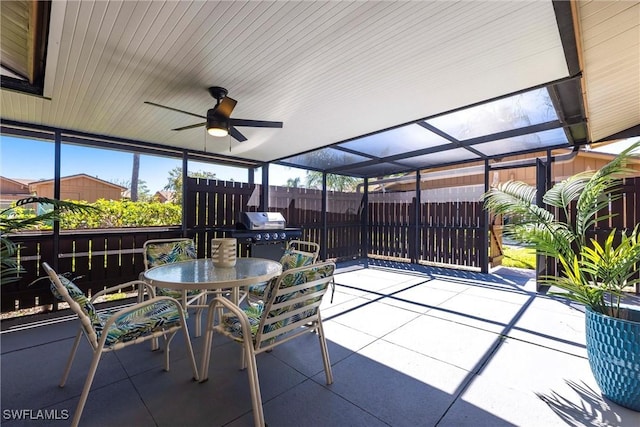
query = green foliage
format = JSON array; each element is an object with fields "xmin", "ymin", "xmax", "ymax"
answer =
[
  {"xmin": 502, "ymin": 246, "xmax": 536, "ymax": 269},
  {"xmin": 62, "ymin": 199, "xmax": 181, "ymax": 228},
  {"xmin": 1, "ymin": 197, "xmax": 98, "ymax": 285},
  {"xmin": 483, "ymin": 142, "xmax": 640, "ymax": 318}
]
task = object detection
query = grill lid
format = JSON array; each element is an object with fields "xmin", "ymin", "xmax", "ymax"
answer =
[{"xmin": 239, "ymin": 212, "xmax": 286, "ymax": 230}]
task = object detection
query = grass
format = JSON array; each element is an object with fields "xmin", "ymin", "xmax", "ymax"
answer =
[{"xmin": 502, "ymin": 245, "xmax": 536, "ymax": 269}]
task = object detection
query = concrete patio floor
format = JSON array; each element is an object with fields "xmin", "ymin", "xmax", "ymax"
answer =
[{"xmin": 2, "ymin": 261, "xmax": 639, "ymax": 426}]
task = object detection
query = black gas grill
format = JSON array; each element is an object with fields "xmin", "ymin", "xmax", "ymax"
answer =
[{"xmin": 216, "ymin": 212, "xmax": 302, "ymax": 261}]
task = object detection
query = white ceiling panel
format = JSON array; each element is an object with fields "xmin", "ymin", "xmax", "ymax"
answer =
[
  {"xmin": 1, "ymin": 0, "xmax": 573, "ymax": 163},
  {"xmin": 3, "ymin": 0, "xmax": 637, "ymax": 168},
  {"xmin": 578, "ymin": 0, "xmax": 640, "ymax": 142}
]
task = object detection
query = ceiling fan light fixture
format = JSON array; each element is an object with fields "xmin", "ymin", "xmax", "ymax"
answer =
[{"xmin": 206, "ymin": 109, "xmax": 229, "ymax": 137}]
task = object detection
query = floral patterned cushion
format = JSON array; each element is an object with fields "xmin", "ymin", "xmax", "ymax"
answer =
[{"xmin": 222, "ymin": 263, "xmax": 334, "ymax": 342}]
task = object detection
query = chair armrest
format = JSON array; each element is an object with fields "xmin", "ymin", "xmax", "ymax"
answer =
[
  {"xmin": 207, "ymin": 296, "xmax": 253, "ymax": 336},
  {"xmin": 90, "ymin": 280, "xmax": 156, "ymax": 302}
]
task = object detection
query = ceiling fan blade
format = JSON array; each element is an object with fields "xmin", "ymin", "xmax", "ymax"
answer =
[
  {"xmin": 145, "ymin": 101, "xmax": 206, "ymax": 119},
  {"xmin": 230, "ymin": 118, "xmax": 283, "ymax": 128},
  {"xmin": 215, "ymin": 96, "xmax": 237, "ymax": 119},
  {"xmin": 172, "ymin": 122, "xmax": 206, "ymax": 131},
  {"xmin": 230, "ymin": 126, "xmax": 248, "ymax": 142}
]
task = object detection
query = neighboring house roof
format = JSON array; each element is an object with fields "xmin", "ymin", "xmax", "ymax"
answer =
[
  {"xmin": 154, "ymin": 190, "xmax": 175, "ymax": 202},
  {"xmin": 0, "ymin": 176, "xmax": 31, "ymax": 187},
  {"xmin": 29, "ymin": 173, "xmax": 126, "ymax": 190}
]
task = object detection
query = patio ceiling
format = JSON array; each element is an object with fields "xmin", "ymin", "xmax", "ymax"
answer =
[{"xmin": 1, "ymin": 1, "xmax": 638, "ymax": 178}]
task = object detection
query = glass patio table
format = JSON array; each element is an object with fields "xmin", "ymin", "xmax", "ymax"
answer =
[{"xmin": 142, "ymin": 257, "xmax": 282, "ymax": 307}]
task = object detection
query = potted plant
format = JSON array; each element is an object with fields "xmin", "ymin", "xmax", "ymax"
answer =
[
  {"xmin": 1, "ymin": 197, "xmax": 97, "ymax": 286},
  {"xmin": 483, "ymin": 142, "xmax": 640, "ymax": 411}
]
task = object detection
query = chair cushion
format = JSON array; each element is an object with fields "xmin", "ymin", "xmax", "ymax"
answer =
[
  {"xmin": 50, "ymin": 276, "xmax": 102, "ymax": 332},
  {"xmin": 145, "ymin": 240, "xmax": 196, "ymax": 268},
  {"xmin": 279, "ymin": 248, "xmax": 315, "ymax": 271},
  {"xmin": 220, "ymin": 304, "xmax": 264, "ymax": 342},
  {"xmin": 247, "ymin": 248, "xmax": 316, "ymax": 300},
  {"xmin": 145, "ymin": 240, "xmax": 202, "ymax": 298},
  {"xmin": 51, "ymin": 275, "xmax": 185, "ymax": 347},
  {"xmin": 100, "ymin": 299, "xmax": 184, "ymax": 347}
]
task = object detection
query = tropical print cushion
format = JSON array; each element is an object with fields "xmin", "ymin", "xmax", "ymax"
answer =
[
  {"xmin": 247, "ymin": 247, "xmax": 316, "ymax": 300},
  {"xmin": 51, "ymin": 274, "xmax": 184, "ymax": 347},
  {"xmin": 220, "ymin": 303, "xmax": 264, "ymax": 342},
  {"xmin": 279, "ymin": 248, "xmax": 315, "ymax": 271},
  {"xmin": 145, "ymin": 240, "xmax": 196, "ymax": 268},
  {"xmin": 50, "ymin": 276, "xmax": 102, "ymax": 332},
  {"xmin": 101, "ymin": 299, "xmax": 184, "ymax": 347},
  {"xmin": 145, "ymin": 240, "xmax": 201, "ymax": 297},
  {"xmin": 222, "ymin": 263, "xmax": 333, "ymax": 343}
]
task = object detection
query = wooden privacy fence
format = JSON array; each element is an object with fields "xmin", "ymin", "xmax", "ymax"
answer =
[
  {"xmin": 6, "ymin": 177, "xmax": 636, "ymax": 314},
  {"xmin": 185, "ymin": 179, "xmax": 364, "ymax": 261},
  {"xmin": 368, "ymin": 190, "xmax": 484, "ymax": 268},
  {"xmin": 1, "ymin": 227, "xmax": 183, "ymax": 313}
]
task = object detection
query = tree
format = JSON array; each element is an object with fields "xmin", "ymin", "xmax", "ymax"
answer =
[
  {"xmin": 131, "ymin": 153, "xmax": 140, "ymax": 201},
  {"xmin": 306, "ymin": 171, "xmax": 359, "ymax": 192},
  {"xmin": 286, "ymin": 177, "xmax": 301, "ymax": 188},
  {"xmin": 164, "ymin": 167, "xmax": 217, "ymax": 205},
  {"xmin": 112, "ymin": 178, "xmax": 151, "ymax": 201}
]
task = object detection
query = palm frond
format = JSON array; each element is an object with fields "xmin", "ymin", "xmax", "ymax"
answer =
[{"xmin": 543, "ymin": 171, "xmax": 594, "ymax": 209}]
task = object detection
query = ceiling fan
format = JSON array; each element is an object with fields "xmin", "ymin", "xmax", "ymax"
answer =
[{"xmin": 145, "ymin": 86, "xmax": 283, "ymax": 142}]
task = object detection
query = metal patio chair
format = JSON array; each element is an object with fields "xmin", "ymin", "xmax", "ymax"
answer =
[
  {"xmin": 200, "ymin": 261, "xmax": 335, "ymax": 427},
  {"xmin": 43, "ymin": 262, "xmax": 198, "ymax": 427},
  {"xmin": 246, "ymin": 239, "xmax": 320, "ymax": 305}
]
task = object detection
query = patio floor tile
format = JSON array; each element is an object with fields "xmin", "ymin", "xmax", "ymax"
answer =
[{"xmin": 2, "ymin": 264, "xmax": 638, "ymax": 426}]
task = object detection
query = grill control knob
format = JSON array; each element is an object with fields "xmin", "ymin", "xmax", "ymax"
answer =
[
  {"xmin": 272, "ymin": 233, "xmax": 279, "ymax": 240},
  {"xmin": 254, "ymin": 234, "xmax": 262, "ymax": 241},
  {"xmin": 263, "ymin": 233, "xmax": 270, "ymax": 240},
  {"xmin": 280, "ymin": 232, "xmax": 286, "ymax": 240}
]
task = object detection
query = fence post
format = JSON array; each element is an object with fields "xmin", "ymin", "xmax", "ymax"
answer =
[{"xmin": 480, "ymin": 159, "xmax": 489, "ymax": 273}]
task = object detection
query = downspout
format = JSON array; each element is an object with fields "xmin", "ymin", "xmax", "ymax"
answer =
[{"xmin": 489, "ymin": 145, "xmax": 580, "ymax": 171}]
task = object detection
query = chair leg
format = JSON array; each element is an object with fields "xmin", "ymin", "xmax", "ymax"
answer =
[
  {"xmin": 70, "ymin": 349, "xmax": 103, "ymax": 427},
  {"xmin": 243, "ymin": 340, "xmax": 265, "ymax": 427},
  {"xmin": 316, "ymin": 320, "xmax": 333, "ymax": 385},
  {"xmin": 194, "ymin": 306, "xmax": 204, "ymax": 337},
  {"xmin": 199, "ymin": 301, "xmax": 219, "ymax": 381},
  {"xmin": 60, "ymin": 328, "xmax": 83, "ymax": 387},
  {"xmin": 180, "ymin": 326, "xmax": 200, "ymax": 381}
]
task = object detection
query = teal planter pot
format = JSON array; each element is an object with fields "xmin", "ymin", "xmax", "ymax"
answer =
[{"xmin": 585, "ymin": 306, "xmax": 640, "ymax": 411}]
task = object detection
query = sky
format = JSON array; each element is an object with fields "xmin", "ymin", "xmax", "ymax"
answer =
[
  {"xmin": 0, "ymin": 135, "xmax": 308, "ymax": 193},
  {"xmin": 2, "ymin": 135, "xmax": 638, "ymax": 194}
]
